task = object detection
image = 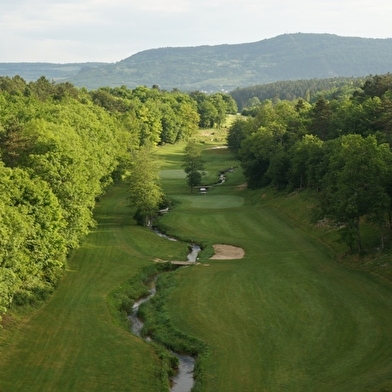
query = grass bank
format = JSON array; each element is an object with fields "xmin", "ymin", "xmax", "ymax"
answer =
[
  {"xmin": 0, "ymin": 185, "xmax": 188, "ymax": 391},
  {"xmin": 156, "ymin": 138, "xmax": 392, "ymax": 391},
  {"xmin": 2, "ymin": 129, "xmax": 392, "ymax": 391}
]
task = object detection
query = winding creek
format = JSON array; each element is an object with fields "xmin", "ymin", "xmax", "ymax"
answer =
[
  {"xmin": 130, "ymin": 169, "xmax": 228, "ymax": 390},
  {"xmin": 129, "ymin": 232, "xmax": 200, "ymax": 392}
]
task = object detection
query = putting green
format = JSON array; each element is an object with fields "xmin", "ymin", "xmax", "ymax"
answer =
[{"xmin": 174, "ymin": 194, "xmax": 244, "ymax": 209}]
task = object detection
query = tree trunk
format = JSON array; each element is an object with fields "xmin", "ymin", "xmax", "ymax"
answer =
[
  {"xmin": 380, "ymin": 226, "xmax": 385, "ymax": 249},
  {"xmin": 355, "ymin": 219, "xmax": 362, "ymax": 252}
]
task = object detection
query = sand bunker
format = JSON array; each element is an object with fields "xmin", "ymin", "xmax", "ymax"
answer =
[{"xmin": 210, "ymin": 244, "xmax": 245, "ymax": 260}]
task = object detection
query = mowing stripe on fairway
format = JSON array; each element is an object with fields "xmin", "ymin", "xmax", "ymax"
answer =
[
  {"xmin": 159, "ymin": 169, "xmax": 187, "ymax": 179},
  {"xmin": 3, "ymin": 141, "xmax": 392, "ymax": 392},
  {"xmin": 166, "ymin": 203, "xmax": 392, "ymax": 391},
  {"xmin": 156, "ymin": 143, "xmax": 392, "ymax": 392},
  {"xmin": 173, "ymin": 194, "xmax": 244, "ymax": 209},
  {"xmin": 0, "ymin": 186, "xmax": 188, "ymax": 392}
]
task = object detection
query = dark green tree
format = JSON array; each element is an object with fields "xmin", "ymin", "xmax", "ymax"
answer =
[
  {"xmin": 209, "ymin": 94, "xmax": 227, "ymax": 128},
  {"xmin": 238, "ymin": 129, "xmax": 273, "ymax": 189},
  {"xmin": 320, "ymin": 135, "xmax": 390, "ymax": 251},
  {"xmin": 198, "ymin": 99, "xmax": 218, "ymax": 128},
  {"xmin": 309, "ymin": 96, "xmax": 333, "ymax": 141},
  {"xmin": 289, "ymin": 134, "xmax": 324, "ymax": 189},
  {"xmin": 227, "ymin": 118, "xmax": 251, "ymax": 157},
  {"xmin": 182, "ymin": 140, "xmax": 205, "ymax": 192}
]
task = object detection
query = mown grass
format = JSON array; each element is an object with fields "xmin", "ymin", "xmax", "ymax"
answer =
[
  {"xmin": 3, "ymin": 129, "xmax": 392, "ymax": 392},
  {"xmin": 156, "ymin": 140, "xmax": 392, "ymax": 391},
  {"xmin": 0, "ymin": 186, "xmax": 189, "ymax": 392}
]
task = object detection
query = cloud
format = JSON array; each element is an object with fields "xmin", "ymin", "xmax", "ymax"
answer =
[
  {"xmin": 1, "ymin": 2, "xmax": 99, "ymax": 33},
  {"xmin": 1, "ymin": 0, "xmax": 392, "ymax": 62},
  {"xmin": 127, "ymin": 0, "xmax": 192, "ymax": 13}
]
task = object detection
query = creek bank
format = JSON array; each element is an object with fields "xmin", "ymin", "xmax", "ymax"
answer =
[
  {"xmin": 129, "ymin": 230, "xmax": 202, "ymax": 392},
  {"xmin": 130, "ymin": 272, "xmax": 199, "ymax": 392},
  {"xmin": 153, "ymin": 227, "xmax": 202, "ymax": 263},
  {"xmin": 129, "ymin": 280, "xmax": 156, "ymax": 338}
]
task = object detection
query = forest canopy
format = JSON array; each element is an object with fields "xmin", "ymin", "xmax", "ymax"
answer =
[
  {"xmin": 0, "ymin": 76, "xmax": 237, "ymax": 322},
  {"xmin": 2, "ymin": 72, "xmax": 392, "ymax": 323},
  {"xmin": 228, "ymin": 73, "xmax": 392, "ymax": 252}
]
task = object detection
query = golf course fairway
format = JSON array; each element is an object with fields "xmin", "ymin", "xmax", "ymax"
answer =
[
  {"xmin": 0, "ymin": 185, "xmax": 188, "ymax": 391},
  {"xmin": 158, "ymin": 142, "xmax": 392, "ymax": 391},
  {"xmin": 1, "ymin": 140, "xmax": 392, "ymax": 391}
]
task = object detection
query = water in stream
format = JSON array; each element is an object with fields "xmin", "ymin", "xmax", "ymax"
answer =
[
  {"xmin": 129, "ymin": 285, "xmax": 156, "ymax": 337},
  {"xmin": 171, "ymin": 353, "xmax": 195, "ymax": 392},
  {"xmin": 187, "ymin": 244, "xmax": 201, "ymax": 262},
  {"xmin": 129, "ymin": 235, "xmax": 200, "ymax": 392}
]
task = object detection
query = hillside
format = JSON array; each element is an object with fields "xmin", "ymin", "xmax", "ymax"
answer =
[
  {"xmin": 64, "ymin": 33, "xmax": 392, "ymax": 91},
  {"xmin": 1, "ymin": 33, "xmax": 392, "ymax": 91},
  {"xmin": 0, "ymin": 62, "xmax": 106, "ymax": 82}
]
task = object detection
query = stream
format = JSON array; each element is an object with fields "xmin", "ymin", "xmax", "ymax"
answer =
[
  {"xmin": 130, "ymin": 167, "xmax": 231, "ymax": 389},
  {"xmin": 153, "ymin": 228, "xmax": 201, "ymax": 263},
  {"xmin": 129, "ymin": 232, "xmax": 200, "ymax": 392}
]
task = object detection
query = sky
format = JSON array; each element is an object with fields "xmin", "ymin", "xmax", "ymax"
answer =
[{"xmin": 1, "ymin": 0, "xmax": 392, "ymax": 63}]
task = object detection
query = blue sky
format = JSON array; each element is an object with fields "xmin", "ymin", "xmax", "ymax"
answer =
[{"xmin": 1, "ymin": 0, "xmax": 392, "ymax": 63}]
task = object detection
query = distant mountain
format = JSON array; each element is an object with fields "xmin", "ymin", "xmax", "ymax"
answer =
[
  {"xmin": 2, "ymin": 34, "xmax": 392, "ymax": 91},
  {"xmin": 0, "ymin": 62, "xmax": 106, "ymax": 83},
  {"xmin": 67, "ymin": 33, "xmax": 392, "ymax": 91}
]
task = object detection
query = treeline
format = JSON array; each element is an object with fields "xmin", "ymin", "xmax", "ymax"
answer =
[
  {"xmin": 228, "ymin": 74, "xmax": 392, "ymax": 252},
  {"xmin": 230, "ymin": 76, "xmax": 368, "ymax": 112},
  {"xmin": 0, "ymin": 76, "xmax": 235, "ymax": 322}
]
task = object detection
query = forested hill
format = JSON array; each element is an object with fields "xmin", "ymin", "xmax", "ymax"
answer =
[
  {"xmin": 230, "ymin": 77, "xmax": 368, "ymax": 111},
  {"xmin": 2, "ymin": 34, "xmax": 392, "ymax": 92},
  {"xmin": 63, "ymin": 33, "xmax": 392, "ymax": 91},
  {"xmin": 0, "ymin": 62, "xmax": 106, "ymax": 83}
]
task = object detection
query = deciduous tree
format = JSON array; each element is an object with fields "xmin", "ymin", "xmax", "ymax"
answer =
[
  {"xmin": 321, "ymin": 135, "xmax": 391, "ymax": 251},
  {"xmin": 182, "ymin": 140, "xmax": 205, "ymax": 192},
  {"xmin": 128, "ymin": 146, "xmax": 164, "ymax": 226}
]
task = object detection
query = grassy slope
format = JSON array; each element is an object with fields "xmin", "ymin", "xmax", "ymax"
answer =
[
  {"xmin": 0, "ymin": 186, "xmax": 188, "ymax": 391},
  {"xmin": 158, "ymin": 139, "xmax": 392, "ymax": 391},
  {"xmin": 2, "ymin": 127, "xmax": 392, "ymax": 391}
]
